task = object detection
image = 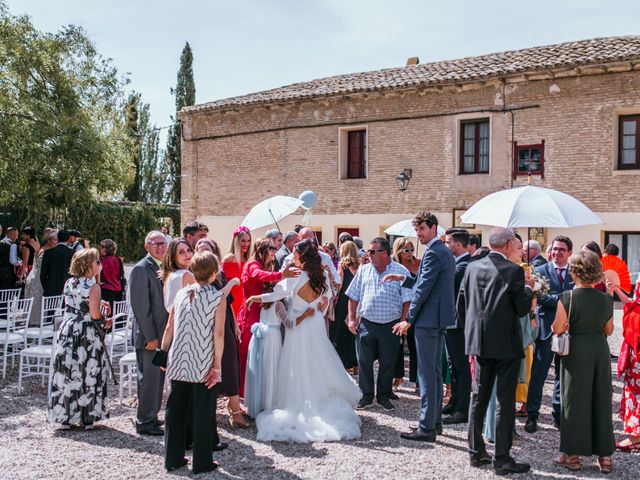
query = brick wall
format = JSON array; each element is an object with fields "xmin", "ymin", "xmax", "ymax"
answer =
[{"xmin": 179, "ymin": 71, "xmax": 640, "ymax": 224}]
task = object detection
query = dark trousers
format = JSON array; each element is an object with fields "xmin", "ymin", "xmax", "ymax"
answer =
[
  {"xmin": 135, "ymin": 348, "xmax": 165, "ymax": 431},
  {"xmin": 445, "ymin": 328, "xmax": 471, "ymax": 416},
  {"xmin": 526, "ymin": 335, "xmax": 561, "ymax": 422},
  {"xmin": 468, "ymin": 356, "xmax": 518, "ymax": 462},
  {"xmin": 100, "ymin": 288, "xmax": 123, "ymax": 312},
  {"xmin": 356, "ymin": 318, "xmax": 401, "ymax": 401},
  {"xmin": 165, "ymin": 381, "xmax": 216, "ymax": 473},
  {"xmin": 415, "ymin": 327, "xmax": 444, "ymax": 431},
  {"xmin": 393, "ymin": 325, "xmax": 418, "ymax": 382}
]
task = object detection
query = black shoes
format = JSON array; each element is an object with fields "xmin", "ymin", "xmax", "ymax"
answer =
[
  {"xmin": 524, "ymin": 417, "xmax": 537, "ymax": 433},
  {"xmin": 494, "ymin": 457, "xmax": 531, "ymax": 475},
  {"xmin": 166, "ymin": 458, "xmax": 188, "ymax": 472},
  {"xmin": 356, "ymin": 398, "xmax": 374, "ymax": 410},
  {"xmin": 213, "ymin": 442, "xmax": 229, "ymax": 452},
  {"xmin": 470, "ymin": 452, "xmax": 492, "ymax": 468},
  {"xmin": 442, "ymin": 411, "xmax": 468, "ymax": 425},
  {"xmin": 389, "ymin": 392, "xmax": 400, "ymax": 400},
  {"xmin": 401, "ymin": 428, "xmax": 437, "ymax": 442},
  {"xmin": 377, "ymin": 398, "xmax": 396, "ymax": 411},
  {"xmin": 193, "ymin": 462, "xmax": 220, "ymax": 474},
  {"xmin": 137, "ymin": 425, "xmax": 165, "ymax": 436},
  {"xmin": 442, "ymin": 402, "xmax": 455, "ymax": 415}
]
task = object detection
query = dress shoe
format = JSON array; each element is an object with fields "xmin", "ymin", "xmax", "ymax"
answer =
[
  {"xmin": 411, "ymin": 423, "xmax": 442, "ymax": 435},
  {"xmin": 166, "ymin": 458, "xmax": 188, "ymax": 472},
  {"xmin": 494, "ymin": 457, "xmax": 530, "ymax": 475},
  {"xmin": 356, "ymin": 398, "xmax": 374, "ymax": 410},
  {"xmin": 442, "ymin": 412, "xmax": 468, "ymax": 425},
  {"xmin": 524, "ymin": 417, "xmax": 537, "ymax": 433},
  {"xmin": 213, "ymin": 442, "xmax": 229, "ymax": 452},
  {"xmin": 389, "ymin": 392, "xmax": 400, "ymax": 400},
  {"xmin": 470, "ymin": 452, "xmax": 492, "ymax": 468},
  {"xmin": 137, "ymin": 426, "xmax": 165, "ymax": 436},
  {"xmin": 441, "ymin": 402, "xmax": 455, "ymax": 415},
  {"xmin": 401, "ymin": 428, "xmax": 437, "ymax": 442},
  {"xmin": 377, "ymin": 398, "xmax": 396, "ymax": 411},
  {"xmin": 193, "ymin": 462, "xmax": 219, "ymax": 474}
]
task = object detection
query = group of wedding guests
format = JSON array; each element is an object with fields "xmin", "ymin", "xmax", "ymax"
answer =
[{"xmin": 40, "ymin": 216, "xmax": 640, "ymax": 476}]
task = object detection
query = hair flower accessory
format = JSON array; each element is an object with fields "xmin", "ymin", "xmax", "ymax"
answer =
[{"xmin": 233, "ymin": 225, "xmax": 251, "ymax": 238}]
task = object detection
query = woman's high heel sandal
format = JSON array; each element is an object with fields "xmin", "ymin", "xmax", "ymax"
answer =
[{"xmin": 227, "ymin": 406, "xmax": 250, "ymax": 429}]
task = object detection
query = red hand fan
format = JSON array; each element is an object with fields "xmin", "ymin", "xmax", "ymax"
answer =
[{"xmin": 601, "ymin": 255, "xmax": 632, "ymax": 293}]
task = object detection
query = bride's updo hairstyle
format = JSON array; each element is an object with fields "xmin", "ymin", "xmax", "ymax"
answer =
[{"xmin": 294, "ymin": 238, "xmax": 327, "ymax": 296}]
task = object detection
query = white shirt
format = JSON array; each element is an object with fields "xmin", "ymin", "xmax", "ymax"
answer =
[
  {"xmin": 281, "ymin": 250, "xmax": 341, "ymax": 285},
  {"xmin": 455, "ymin": 252, "xmax": 470, "ymax": 262},
  {"xmin": 9, "ymin": 243, "xmax": 19, "ymax": 266}
]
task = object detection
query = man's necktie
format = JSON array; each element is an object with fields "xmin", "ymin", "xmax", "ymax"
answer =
[{"xmin": 556, "ymin": 268, "xmax": 565, "ymax": 286}]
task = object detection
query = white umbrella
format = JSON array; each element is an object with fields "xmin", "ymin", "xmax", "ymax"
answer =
[
  {"xmin": 459, "ymin": 186, "xmax": 603, "ymax": 228},
  {"xmin": 241, "ymin": 195, "xmax": 302, "ymax": 231},
  {"xmin": 385, "ymin": 219, "xmax": 446, "ymax": 237}
]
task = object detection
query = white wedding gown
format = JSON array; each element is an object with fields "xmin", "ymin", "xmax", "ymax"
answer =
[{"xmin": 256, "ymin": 271, "xmax": 362, "ymax": 443}]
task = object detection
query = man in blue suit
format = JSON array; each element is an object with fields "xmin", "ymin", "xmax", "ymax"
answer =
[
  {"xmin": 383, "ymin": 212, "xmax": 456, "ymax": 442},
  {"xmin": 525, "ymin": 235, "xmax": 574, "ymax": 433}
]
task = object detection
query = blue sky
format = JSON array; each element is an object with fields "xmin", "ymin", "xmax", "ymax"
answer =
[{"xmin": 7, "ymin": 0, "xmax": 640, "ymax": 134}]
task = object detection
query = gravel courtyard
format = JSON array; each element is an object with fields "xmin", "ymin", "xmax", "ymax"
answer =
[{"xmin": 1, "ymin": 311, "xmax": 638, "ymax": 480}]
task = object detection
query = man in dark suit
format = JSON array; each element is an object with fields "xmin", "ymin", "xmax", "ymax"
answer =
[
  {"xmin": 275, "ymin": 231, "xmax": 297, "ymax": 270},
  {"xmin": 460, "ymin": 227, "xmax": 533, "ymax": 475},
  {"xmin": 383, "ymin": 212, "xmax": 456, "ymax": 442},
  {"xmin": 523, "ymin": 240, "xmax": 547, "ymax": 268},
  {"xmin": 525, "ymin": 235, "xmax": 573, "ymax": 433},
  {"xmin": 442, "ymin": 228, "xmax": 472, "ymax": 424},
  {"xmin": 40, "ymin": 230, "xmax": 74, "ymax": 296},
  {"xmin": 128, "ymin": 230, "xmax": 169, "ymax": 436}
]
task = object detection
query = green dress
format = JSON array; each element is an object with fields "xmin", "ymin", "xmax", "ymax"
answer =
[{"xmin": 558, "ymin": 288, "xmax": 614, "ymax": 457}]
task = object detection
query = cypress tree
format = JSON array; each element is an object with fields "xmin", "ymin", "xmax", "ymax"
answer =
[{"xmin": 166, "ymin": 42, "xmax": 195, "ymax": 204}]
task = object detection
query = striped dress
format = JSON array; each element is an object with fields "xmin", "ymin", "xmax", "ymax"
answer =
[{"xmin": 166, "ymin": 284, "xmax": 223, "ymax": 383}]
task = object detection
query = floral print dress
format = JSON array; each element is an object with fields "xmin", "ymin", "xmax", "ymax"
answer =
[
  {"xmin": 48, "ymin": 277, "xmax": 109, "ymax": 426},
  {"xmin": 621, "ymin": 346, "xmax": 640, "ymax": 435}
]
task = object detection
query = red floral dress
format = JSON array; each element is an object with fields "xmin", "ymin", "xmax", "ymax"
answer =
[{"xmin": 621, "ymin": 346, "xmax": 640, "ymax": 435}]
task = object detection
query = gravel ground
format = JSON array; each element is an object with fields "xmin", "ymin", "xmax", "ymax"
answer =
[{"xmin": 1, "ymin": 309, "xmax": 638, "ymax": 480}]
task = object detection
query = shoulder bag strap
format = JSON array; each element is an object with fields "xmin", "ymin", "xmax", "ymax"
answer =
[{"xmin": 566, "ymin": 291, "xmax": 572, "ymax": 332}]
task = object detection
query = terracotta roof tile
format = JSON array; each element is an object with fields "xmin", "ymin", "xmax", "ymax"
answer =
[{"xmin": 184, "ymin": 36, "xmax": 640, "ymax": 113}]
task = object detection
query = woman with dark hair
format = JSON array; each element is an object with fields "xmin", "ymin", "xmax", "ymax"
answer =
[
  {"xmin": 160, "ymin": 238, "xmax": 196, "ymax": 312},
  {"xmin": 246, "ymin": 238, "xmax": 362, "ymax": 442},
  {"xmin": 17, "ymin": 226, "xmax": 40, "ymax": 285},
  {"xmin": 99, "ymin": 239, "xmax": 125, "ymax": 309},
  {"xmin": 236, "ymin": 237, "xmax": 299, "ymax": 399}
]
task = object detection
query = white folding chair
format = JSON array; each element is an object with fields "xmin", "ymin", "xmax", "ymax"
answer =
[
  {"xmin": 20, "ymin": 295, "xmax": 63, "ymax": 346},
  {"xmin": 0, "ymin": 298, "xmax": 34, "ymax": 379},
  {"xmin": 19, "ymin": 326, "xmax": 57, "ymax": 393},
  {"xmin": 0, "ymin": 288, "xmax": 21, "ymax": 329},
  {"xmin": 118, "ymin": 351, "xmax": 138, "ymax": 402}
]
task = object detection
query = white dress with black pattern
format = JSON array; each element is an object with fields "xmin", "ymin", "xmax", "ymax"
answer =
[{"xmin": 47, "ymin": 277, "xmax": 109, "ymax": 426}]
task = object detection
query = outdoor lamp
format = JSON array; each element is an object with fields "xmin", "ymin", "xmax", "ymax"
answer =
[{"xmin": 395, "ymin": 169, "xmax": 412, "ymax": 192}]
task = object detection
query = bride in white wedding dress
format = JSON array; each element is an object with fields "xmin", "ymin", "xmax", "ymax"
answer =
[{"xmin": 245, "ymin": 239, "xmax": 362, "ymax": 443}]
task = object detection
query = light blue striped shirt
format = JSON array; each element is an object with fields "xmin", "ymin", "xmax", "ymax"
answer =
[{"xmin": 345, "ymin": 261, "xmax": 413, "ymax": 323}]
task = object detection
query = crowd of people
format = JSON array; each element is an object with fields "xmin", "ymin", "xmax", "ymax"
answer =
[{"xmin": 5, "ymin": 215, "xmax": 639, "ymax": 475}]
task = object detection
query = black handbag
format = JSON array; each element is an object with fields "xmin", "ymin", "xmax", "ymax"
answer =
[{"xmin": 151, "ymin": 349, "xmax": 168, "ymax": 368}]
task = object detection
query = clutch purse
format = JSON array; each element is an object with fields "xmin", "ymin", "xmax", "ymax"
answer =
[
  {"xmin": 151, "ymin": 349, "xmax": 168, "ymax": 368},
  {"xmin": 551, "ymin": 291, "xmax": 571, "ymax": 356}
]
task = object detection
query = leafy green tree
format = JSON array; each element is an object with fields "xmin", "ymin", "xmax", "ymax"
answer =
[
  {"xmin": 0, "ymin": 2, "xmax": 132, "ymax": 218},
  {"xmin": 165, "ymin": 42, "xmax": 195, "ymax": 204},
  {"xmin": 124, "ymin": 93, "xmax": 142, "ymax": 201}
]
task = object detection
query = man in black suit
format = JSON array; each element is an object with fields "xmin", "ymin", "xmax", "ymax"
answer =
[
  {"xmin": 128, "ymin": 230, "xmax": 169, "ymax": 436},
  {"xmin": 40, "ymin": 230, "xmax": 74, "ymax": 296},
  {"xmin": 442, "ymin": 228, "xmax": 472, "ymax": 424},
  {"xmin": 460, "ymin": 227, "xmax": 533, "ymax": 475},
  {"xmin": 523, "ymin": 240, "xmax": 547, "ymax": 268}
]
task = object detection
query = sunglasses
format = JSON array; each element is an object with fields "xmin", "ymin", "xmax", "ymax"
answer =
[
  {"xmin": 367, "ymin": 249, "xmax": 385, "ymax": 255},
  {"xmin": 402, "ymin": 248, "xmax": 415, "ymax": 253}
]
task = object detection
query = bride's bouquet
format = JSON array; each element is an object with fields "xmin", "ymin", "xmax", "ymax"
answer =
[{"xmin": 529, "ymin": 270, "xmax": 551, "ymax": 300}]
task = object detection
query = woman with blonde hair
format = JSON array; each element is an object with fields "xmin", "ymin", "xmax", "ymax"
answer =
[
  {"xmin": 48, "ymin": 248, "xmax": 111, "ymax": 430},
  {"xmin": 552, "ymin": 250, "xmax": 615, "ymax": 473},
  {"xmin": 222, "ymin": 227, "xmax": 252, "ymax": 320},
  {"xmin": 330, "ymin": 240, "xmax": 360, "ymax": 372},
  {"xmin": 391, "ymin": 237, "xmax": 420, "ymax": 389}
]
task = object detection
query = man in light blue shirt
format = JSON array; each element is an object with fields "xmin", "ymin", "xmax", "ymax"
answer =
[{"xmin": 346, "ymin": 237, "xmax": 412, "ymax": 411}]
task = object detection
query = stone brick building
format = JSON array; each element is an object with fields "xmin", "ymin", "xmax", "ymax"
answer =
[{"xmin": 179, "ymin": 36, "xmax": 640, "ymax": 282}]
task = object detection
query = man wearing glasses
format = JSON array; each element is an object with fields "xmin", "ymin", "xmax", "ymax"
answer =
[
  {"xmin": 346, "ymin": 237, "xmax": 412, "ymax": 411},
  {"xmin": 525, "ymin": 235, "xmax": 574, "ymax": 433},
  {"xmin": 129, "ymin": 231, "xmax": 169, "ymax": 436}
]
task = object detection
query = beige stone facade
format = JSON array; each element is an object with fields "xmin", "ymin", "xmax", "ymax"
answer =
[{"xmin": 179, "ymin": 38, "xmax": 640, "ymax": 280}]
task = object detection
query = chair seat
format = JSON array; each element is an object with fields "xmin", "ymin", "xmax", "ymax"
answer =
[
  {"xmin": 16, "ymin": 326, "xmax": 54, "ymax": 338},
  {"xmin": 120, "ymin": 352, "xmax": 137, "ymax": 365},
  {"xmin": 105, "ymin": 332, "xmax": 127, "ymax": 345},
  {"xmin": 0, "ymin": 332, "xmax": 25, "ymax": 344},
  {"xmin": 20, "ymin": 345, "xmax": 53, "ymax": 357}
]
